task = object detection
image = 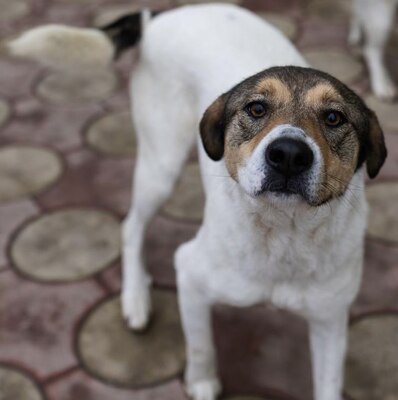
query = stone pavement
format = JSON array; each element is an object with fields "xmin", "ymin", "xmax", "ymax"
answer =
[{"xmin": 0, "ymin": 0, "xmax": 397, "ymax": 399}]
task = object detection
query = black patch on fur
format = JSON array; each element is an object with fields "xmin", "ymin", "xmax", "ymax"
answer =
[{"xmin": 100, "ymin": 11, "xmax": 162, "ymax": 58}]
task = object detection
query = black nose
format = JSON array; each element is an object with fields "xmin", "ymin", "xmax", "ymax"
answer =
[{"xmin": 266, "ymin": 138, "xmax": 314, "ymax": 176}]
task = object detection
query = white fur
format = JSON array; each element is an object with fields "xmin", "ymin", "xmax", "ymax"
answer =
[
  {"xmin": 13, "ymin": 4, "xmax": 370, "ymax": 400},
  {"xmin": 7, "ymin": 25, "xmax": 114, "ymax": 71},
  {"xmin": 350, "ymin": 0, "xmax": 397, "ymax": 100}
]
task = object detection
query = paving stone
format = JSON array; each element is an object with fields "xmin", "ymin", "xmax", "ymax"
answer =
[
  {"xmin": 0, "ymin": 99, "xmax": 10, "ymax": 127},
  {"xmin": 373, "ymin": 133, "xmax": 398, "ymax": 181},
  {"xmin": 0, "ymin": 145, "xmax": 63, "ymax": 203},
  {"xmin": 163, "ymin": 163, "xmax": 205, "ymax": 222},
  {"xmin": 242, "ymin": 0, "xmax": 302, "ymax": 15},
  {"xmin": 307, "ymin": 0, "xmax": 350, "ymax": 20},
  {"xmin": 303, "ymin": 48, "xmax": 363, "ymax": 85},
  {"xmin": 297, "ymin": 18, "xmax": 349, "ymax": 49},
  {"xmin": 37, "ymin": 70, "xmax": 118, "ymax": 105},
  {"xmin": 353, "ymin": 239, "xmax": 398, "ymax": 315},
  {"xmin": 366, "ymin": 182, "xmax": 398, "ymax": 244},
  {"xmin": 345, "ymin": 314, "xmax": 398, "ymax": 400},
  {"xmin": 86, "ymin": 111, "xmax": 136, "ymax": 157},
  {"xmin": 0, "ymin": 199, "xmax": 39, "ymax": 268},
  {"xmin": 176, "ymin": 0, "xmax": 241, "ymax": 5},
  {"xmin": 224, "ymin": 397, "xmax": 273, "ymax": 400},
  {"xmin": 0, "ymin": 0, "xmax": 30, "ymax": 22},
  {"xmin": 258, "ymin": 13, "xmax": 297, "ymax": 40},
  {"xmin": 0, "ymin": 59, "xmax": 42, "ymax": 99},
  {"xmin": 78, "ymin": 290, "xmax": 185, "ymax": 387},
  {"xmin": 366, "ymin": 95, "xmax": 398, "ymax": 133},
  {"xmin": 46, "ymin": 370, "xmax": 187, "ymax": 400},
  {"xmin": 1, "ymin": 103, "xmax": 101, "ymax": 152},
  {"xmin": 36, "ymin": 149, "xmax": 133, "ymax": 215},
  {"xmin": 214, "ymin": 304, "xmax": 311, "ymax": 398},
  {"xmin": 0, "ymin": 270, "xmax": 103, "ymax": 378},
  {"xmin": 11, "ymin": 208, "xmax": 121, "ymax": 282},
  {"xmin": 0, "ymin": 366, "xmax": 43, "ymax": 400}
]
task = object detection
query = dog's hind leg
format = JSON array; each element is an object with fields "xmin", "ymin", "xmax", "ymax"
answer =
[
  {"xmin": 358, "ymin": 0, "xmax": 397, "ymax": 100},
  {"xmin": 122, "ymin": 67, "xmax": 196, "ymax": 330}
]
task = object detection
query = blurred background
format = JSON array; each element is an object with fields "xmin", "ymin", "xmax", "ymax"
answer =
[{"xmin": 0, "ymin": 0, "xmax": 397, "ymax": 399}]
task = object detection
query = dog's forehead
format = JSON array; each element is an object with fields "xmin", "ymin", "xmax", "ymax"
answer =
[{"xmin": 228, "ymin": 66, "xmax": 349, "ymax": 107}]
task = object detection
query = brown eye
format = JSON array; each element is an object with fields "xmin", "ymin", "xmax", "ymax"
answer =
[
  {"xmin": 325, "ymin": 111, "xmax": 344, "ymax": 127},
  {"xmin": 248, "ymin": 102, "xmax": 266, "ymax": 118}
]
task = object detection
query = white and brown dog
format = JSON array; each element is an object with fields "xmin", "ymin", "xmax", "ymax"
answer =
[{"xmin": 8, "ymin": 4, "xmax": 387, "ymax": 400}]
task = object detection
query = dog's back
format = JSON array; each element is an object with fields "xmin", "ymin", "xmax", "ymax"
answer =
[{"xmin": 138, "ymin": 4, "xmax": 306, "ymax": 114}]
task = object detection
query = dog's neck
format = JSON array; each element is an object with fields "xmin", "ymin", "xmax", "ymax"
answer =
[{"xmin": 207, "ymin": 165, "xmax": 367, "ymax": 237}]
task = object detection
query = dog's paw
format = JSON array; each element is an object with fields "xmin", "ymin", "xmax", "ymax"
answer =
[
  {"xmin": 186, "ymin": 378, "xmax": 222, "ymax": 400},
  {"xmin": 121, "ymin": 282, "xmax": 152, "ymax": 331},
  {"xmin": 372, "ymin": 76, "xmax": 397, "ymax": 102}
]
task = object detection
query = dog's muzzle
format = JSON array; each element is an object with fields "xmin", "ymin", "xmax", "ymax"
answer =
[{"xmin": 238, "ymin": 124, "xmax": 321, "ymax": 202}]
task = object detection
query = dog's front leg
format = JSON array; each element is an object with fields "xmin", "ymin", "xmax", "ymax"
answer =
[
  {"xmin": 308, "ymin": 310, "xmax": 348, "ymax": 400},
  {"xmin": 176, "ymin": 257, "xmax": 221, "ymax": 400}
]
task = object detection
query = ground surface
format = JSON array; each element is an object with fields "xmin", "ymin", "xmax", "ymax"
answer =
[{"xmin": 0, "ymin": 1, "xmax": 397, "ymax": 399}]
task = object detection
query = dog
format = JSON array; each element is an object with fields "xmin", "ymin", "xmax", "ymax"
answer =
[
  {"xmin": 349, "ymin": 0, "xmax": 397, "ymax": 100},
  {"xmin": 7, "ymin": 4, "xmax": 387, "ymax": 400}
]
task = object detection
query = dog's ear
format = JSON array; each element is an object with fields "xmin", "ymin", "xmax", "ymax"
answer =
[
  {"xmin": 200, "ymin": 93, "xmax": 228, "ymax": 161},
  {"xmin": 366, "ymin": 109, "xmax": 387, "ymax": 178}
]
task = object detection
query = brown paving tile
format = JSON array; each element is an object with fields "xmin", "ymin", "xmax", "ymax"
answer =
[
  {"xmin": 0, "ymin": 103, "xmax": 102, "ymax": 152},
  {"xmin": 0, "ymin": 198, "xmax": 39, "ymax": 267},
  {"xmin": 369, "ymin": 133, "xmax": 398, "ymax": 182},
  {"xmin": 0, "ymin": 0, "xmax": 30, "ymax": 24},
  {"xmin": 345, "ymin": 314, "xmax": 398, "ymax": 400},
  {"xmin": 258, "ymin": 13, "xmax": 298, "ymax": 41},
  {"xmin": 0, "ymin": 270, "xmax": 104, "ymax": 378},
  {"xmin": 366, "ymin": 182, "xmax": 398, "ymax": 244},
  {"xmin": 11, "ymin": 208, "xmax": 121, "ymax": 283},
  {"xmin": 352, "ymin": 240, "xmax": 398, "ymax": 315},
  {"xmin": 0, "ymin": 98, "xmax": 10, "ymax": 127},
  {"xmin": 162, "ymin": 163, "xmax": 205, "ymax": 223},
  {"xmin": 36, "ymin": 70, "xmax": 118, "ymax": 105},
  {"xmin": 0, "ymin": 145, "xmax": 63, "ymax": 203},
  {"xmin": 0, "ymin": 365, "xmax": 44, "ymax": 400},
  {"xmin": 101, "ymin": 215, "xmax": 199, "ymax": 291},
  {"xmin": 42, "ymin": 3, "xmax": 90, "ymax": 26},
  {"xmin": 303, "ymin": 48, "xmax": 363, "ymax": 85},
  {"xmin": 0, "ymin": 59, "xmax": 41, "ymax": 99},
  {"xmin": 36, "ymin": 149, "xmax": 133, "ymax": 215},
  {"xmin": 213, "ymin": 305, "xmax": 311, "ymax": 400},
  {"xmin": 241, "ymin": 0, "xmax": 302, "ymax": 16},
  {"xmin": 306, "ymin": 0, "xmax": 350, "ymax": 21},
  {"xmin": 78, "ymin": 291, "xmax": 185, "ymax": 387},
  {"xmin": 366, "ymin": 95, "xmax": 398, "ymax": 133},
  {"xmin": 296, "ymin": 18, "xmax": 349, "ymax": 50},
  {"xmin": 46, "ymin": 369, "xmax": 187, "ymax": 400},
  {"xmin": 176, "ymin": 0, "xmax": 241, "ymax": 5},
  {"xmin": 85, "ymin": 111, "xmax": 136, "ymax": 157}
]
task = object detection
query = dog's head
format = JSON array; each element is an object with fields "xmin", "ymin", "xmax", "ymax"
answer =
[{"xmin": 200, "ymin": 66, "xmax": 387, "ymax": 206}]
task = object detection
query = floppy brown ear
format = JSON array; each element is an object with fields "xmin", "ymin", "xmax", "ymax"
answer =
[
  {"xmin": 199, "ymin": 94, "xmax": 228, "ymax": 161},
  {"xmin": 366, "ymin": 110, "xmax": 387, "ymax": 179}
]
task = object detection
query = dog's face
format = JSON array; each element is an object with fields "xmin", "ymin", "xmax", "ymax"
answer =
[{"xmin": 200, "ymin": 66, "xmax": 387, "ymax": 206}]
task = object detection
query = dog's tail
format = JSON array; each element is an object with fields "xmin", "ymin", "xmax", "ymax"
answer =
[{"xmin": 5, "ymin": 10, "xmax": 155, "ymax": 71}]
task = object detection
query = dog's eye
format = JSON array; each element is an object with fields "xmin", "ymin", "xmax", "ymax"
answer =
[
  {"xmin": 324, "ymin": 111, "xmax": 345, "ymax": 127},
  {"xmin": 247, "ymin": 102, "xmax": 266, "ymax": 118}
]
